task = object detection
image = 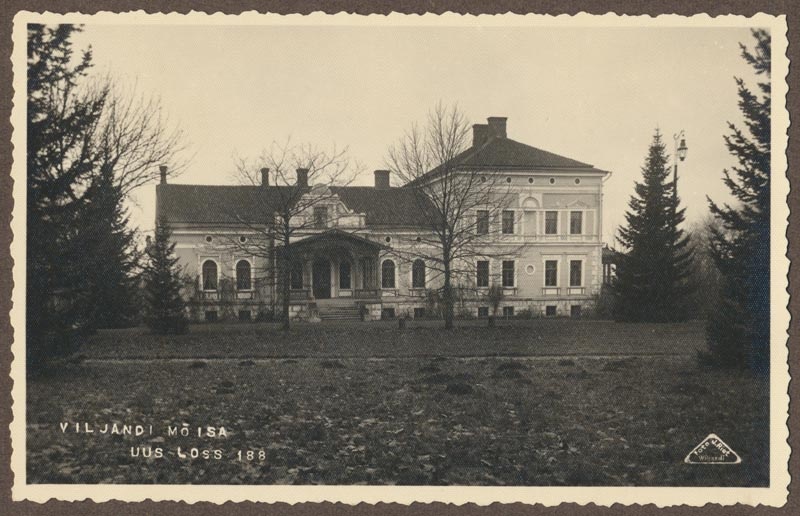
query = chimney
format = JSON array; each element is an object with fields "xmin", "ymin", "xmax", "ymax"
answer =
[
  {"xmin": 296, "ymin": 168, "xmax": 309, "ymax": 187},
  {"xmin": 374, "ymin": 170, "xmax": 391, "ymax": 189},
  {"xmin": 487, "ymin": 117, "xmax": 507, "ymax": 139},
  {"xmin": 159, "ymin": 165, "xmax": 168, "ymax": 185},
  {"xmin": 260, "ymin": 167, "xmax": 270, "ymax": 186},
  {"xmin": 473, "ymin": 124, "xmax": 489, "ymax": 147}
]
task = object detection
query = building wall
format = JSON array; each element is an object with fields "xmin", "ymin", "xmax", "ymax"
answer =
[{"xmin": 161, "ymin": 168, "xmax": 605, "ymax": 320}]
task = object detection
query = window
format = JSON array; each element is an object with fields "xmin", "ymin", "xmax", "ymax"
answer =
[
  {"xmin": 503, "ymin": 306, "xmax": 515, "ymax": 317},
  {"xmin": 381, "ymin": 260, "xmax": 396, "ymax": 289},
  {"xmin": 502, "ymin": 210, "xmax": 515, "ymax": 234},
  {"xmin": 339, "ymin": 261, "xmax": 351, "ymax": 289},
  {"xmin": 570, "ymin": 260, "xmax": 583, "ymax": 287},
  {"xmin": 413, "ymin": 307, "xmax": 426, "ymax": 319},
  {"xmin": 290, "ymin": 261, "xmax": 303, "ymax": 290},
  {"xmin": 477, "ymin": 306, "xmax": 490, "ymax": 318},
  {"xmin": 236, "ymin": 260, "xmax": 252, "ymax": 290},
  {"xmin": 476, "ymin": 260, "xmax": 489, "ymax": 288},
  {"xmin": 412, "ymin": 259, "xmax": 426, "ymax": 288},
  {"xmin": 202, "ymin": 260, "xmax": 218, "ymax": 291},
  {"xmin": 528, "ymin": 177, "xmax": 534, "ymax": 184},
  {"xmin": 549, "ymin": 177, "xmax": 556, "ymax": 184},
  {"xmin": 239, "ymin": 235, "xmax": 248, "ymax": 244},
  {"xmin": 570, "ymin": 211, "xmax": 583, "ymax": 234},
  {"xmin": 506, "ymin": 177, "xmax": 512, "ymax": 183},
  {"xmin": 313, "ymin": 206, "xmax": 328, "ymax": 228},
  {"xmin": 545, "ymin": 260, "xmax": 558, "ymax": 287},
  {"xmin": 545, "ymin": 305, "xmax": 557, "ymax": 317},
  {"xmin": 381, "ymin": 308, "xmax": 396, "ymax": 319},
  {"xmin": 205, "ymin": 235, "xmax": 213, "ymax": 243},
  {"xmin": 205, "ymin": 310, "xmax": 218, "ymax": 322},
  {"xmin": 571, "ymin": 305, "xmax": 582, "ymax": 318},
  {"xmin": 476, "ymin": 210, "xmax": 489, "ymax": 235},
  {"xmin": 574, "ymin": 178, "xmax": 581, "ymax": 185},
  {"xmin": 502, "ymin": 260, "xmax": 515, "ymax": 288},
  {"xmin": 545, "ymin": 211, "xmax": 558, "ymax": 234},
  {"xmin": 239, "ymin": 310, "xmax": 252, "ymax": 322}
]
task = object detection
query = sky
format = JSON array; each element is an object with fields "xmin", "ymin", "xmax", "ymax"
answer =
[{"xmin": 70, "ymin": 20, "xmax": 761, "ymax": 241}]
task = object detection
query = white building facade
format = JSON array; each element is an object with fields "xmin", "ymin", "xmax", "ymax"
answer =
[{"xmin": 156, "ymin": 117, "xmax": 611, "ymax": 321}]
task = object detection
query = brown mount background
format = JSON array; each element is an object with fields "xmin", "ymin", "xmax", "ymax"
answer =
[{"xmin": 0, "ymin": 1, "xmax": 796, "ymax": 515}]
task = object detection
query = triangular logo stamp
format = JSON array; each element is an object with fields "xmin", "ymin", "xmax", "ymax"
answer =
[{"xmin": 684, "ymin": 433, "xmax": 741, "ymax": 464}]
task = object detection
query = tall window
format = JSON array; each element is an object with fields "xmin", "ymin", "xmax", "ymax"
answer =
[
  {"xmin": 545, "ymin": 211, "xmax": 558, "ymax": 234},
  {"xmin": 236, "ymin": 260, "xmax": 251, "ymax": 290},
  {"xmin": 545, "ymin": 260, "xmax": 558, "ymax": 287},
  {"xmin": 412, "ymin": 259, "xmax": 426, "ymax": 288},
  {"xmin": 476, "ymin": 210, "xmax": 489, "ymax": 235},
  {"xmin": 290, "ymin": 261, "xmax": 304, "ymax": 290},
  {"xmin": 339, "ymin": 261, "xmax": 351, "ymax": 289},
  {"xmin": 570, "ymin": 211, "xmax": 583, "ymax": 234},
  {"xmin": 502, "ymin": 260, "xmax": 515, "ymax": 287},
  {"xmin": 476, "ymin": 260, "xmax": 489, "ymax": 288},
  {"xmin": 570, "ymin": 260, "xmax": 583, "ymax": 287},
  {"xmin": 381, "ymin": 260, "xmax": 396, "ymax": 289},
  {"xmin": 502, "ymin": 210, "xmax": 515, "ymax": 234},
  {"xmin": 313, "ymin": 206, "xmax": 328, "ymax": 228},
  {"xmin": 202, "ymin": 260, "xmax": 218, "ymax": 291}
]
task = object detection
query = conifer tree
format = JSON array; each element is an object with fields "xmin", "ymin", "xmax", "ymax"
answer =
[
  {"xmin": 70, "ymin": 164, "xmax": 141, "ymax": 329},
  {"xmin": 613, "ymin": 130, "xmax": 693, "ymax": 322},
  {"xmin": 143, "ymin": 217, "xmax": 188, "ymax": 334},
  {"xmin": 705, "ymin": 30, "xmax": 771, "ymax": 372},
  {"xmin": 27, "ymin": 24, "xmax": 107, "ymax": 370}
]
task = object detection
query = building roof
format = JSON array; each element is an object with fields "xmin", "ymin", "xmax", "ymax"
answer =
[
  {"xmin": 156, "ymin": 183, "xmax": 433, "ymax": 228},
  {"xmin": 405, "ymin": 135, "xmax": 604, "ymax": 187}
]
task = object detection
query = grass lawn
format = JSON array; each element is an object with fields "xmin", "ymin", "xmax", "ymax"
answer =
[{"xmin": 26, "ymin": 320, "xmax": 769, "ymax": 486}]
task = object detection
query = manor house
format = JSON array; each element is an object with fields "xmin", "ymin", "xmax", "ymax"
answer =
[{"xmin": 156, "ymin": 117, "xmax": 611, "ymax": 321}]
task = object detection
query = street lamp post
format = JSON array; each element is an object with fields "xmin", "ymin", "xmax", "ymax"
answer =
[{"xmin": 672, "ymin": 131, "xmax": 688, "ymax": 216}]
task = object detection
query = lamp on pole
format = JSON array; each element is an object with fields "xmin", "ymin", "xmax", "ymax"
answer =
[{"xmin": 672, "ymin": 131, "xmax": 688, "ymax": 213}]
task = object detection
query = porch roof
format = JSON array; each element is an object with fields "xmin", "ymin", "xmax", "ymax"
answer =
[{"xmin": 283, "ymin": 229, "xmax": 388, "ymax": 254}]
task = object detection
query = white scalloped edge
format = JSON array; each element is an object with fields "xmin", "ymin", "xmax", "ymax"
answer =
[{"xmin": 7, "ymin": 9, "xmax": 791, "ymax": 507}]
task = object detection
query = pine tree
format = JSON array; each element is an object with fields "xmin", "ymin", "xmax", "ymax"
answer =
[
  {"xmin": 143, "ymin": 217, "xmax": 188, "ymax": 334},
  {"xmin": 27, "ymin": 24, "xmax": 107, "ymax": 370},
  {"xmin": 613, "ymin": 130, "xmax": 694, "ymax": 322},
  {"xmin": 705, "ymin": 30, "xmax": 771, "ymax": 372},
  {"xmin": 70, "ymin": 164, "xmax": 141, "ymax": 329}
]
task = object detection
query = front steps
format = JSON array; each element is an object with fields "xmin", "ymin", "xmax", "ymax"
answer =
[{"xmin": 315, "ymin": 300, "xmax": 361, "ymax": 321}]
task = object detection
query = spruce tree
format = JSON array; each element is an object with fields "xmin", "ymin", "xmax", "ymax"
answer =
[
  {"xmin": 27, "ymin": 24, "xmax": 107, "ymax": 370},
  {"xmin": 70, "ymin": 164, "xmax": 141, "ymax": 329},
  {"xmin": 143, "ymin": 217, "xmax": 188, "ymax": 334},
  {"xmin": 613, "ymin": 130, "xmax": 693, "ymax": 322},
  {"xmin": 705, "ymin": 30, "xmax": 771, "ymax": 372}
]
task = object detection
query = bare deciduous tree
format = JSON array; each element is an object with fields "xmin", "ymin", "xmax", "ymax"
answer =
[
  {"xmin": 96, "ymin": 80, "xmax": 188, "ymax": 195},
  {"xmin": 221, "ymin": 140, "xmax": 361, "ymax": 329},
  {"xmin": 387, "ymin": 103, "xmax": 520, "ymax": 329}
]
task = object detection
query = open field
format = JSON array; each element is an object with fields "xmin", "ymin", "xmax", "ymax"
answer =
[
  {"xmin": 78, "ymin": 319, "xmax": 707, "ymax": 359},
  {"xmin": 26, "ymin": 321, "xmax": 769, "ymax": 486}
]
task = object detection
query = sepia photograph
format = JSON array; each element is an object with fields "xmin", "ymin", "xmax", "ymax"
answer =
[{"xmin": 8, "ymin": 10, "xmax": 791, "ymax": 507}]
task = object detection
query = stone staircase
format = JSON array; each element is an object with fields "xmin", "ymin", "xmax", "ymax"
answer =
[{"xmin": 316, "ymin": 301, "xmax": 361, "ymax": 321}]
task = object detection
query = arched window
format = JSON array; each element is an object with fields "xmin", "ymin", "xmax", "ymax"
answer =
[
  {"xmin": 381, "ymin": 259, "xmax": 395, "ymax": 289},
  {"xmin": 412, "ymin": 259, "xmax": 426, "ymax": 289},
  {"xmin": 202, "ymin": 260, "xmax": 218, "ymax": 291},
  {"xmin": 236, "ymin": 260, "xmax": 251, "ymax": 290}
]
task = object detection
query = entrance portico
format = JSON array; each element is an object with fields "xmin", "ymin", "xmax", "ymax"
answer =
[{"xmin": 283, "ymin": 229, "xmax": 385, "ymax": 302}]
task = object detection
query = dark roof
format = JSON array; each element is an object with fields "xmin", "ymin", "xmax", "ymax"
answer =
[
  {"xmin": 156, "ymin": 184, "xmax": 285, "ymax": 225},
  {"xmin": 157, "ymin": 184, "xmax": 432, "ymax": 228},
  {"xmin": 458, "ymin": 137, "xmax": 594, "ymax": 169},
  {"xmin": 286, "ymin": 229, "xmax": 387, "ymax": 251},
  {"xmin": 406, "ymin": 136, "xmax": 602, "ymax": 187},
  {"xmin": 331, "ymin": 186, "xmax": 431, "ymax": 227}
]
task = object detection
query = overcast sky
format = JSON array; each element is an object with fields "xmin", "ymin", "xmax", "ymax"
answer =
[{"xmin": 71, "ymin": 21, "xmax": 761, "ymax": 241}]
